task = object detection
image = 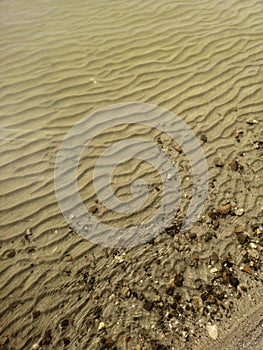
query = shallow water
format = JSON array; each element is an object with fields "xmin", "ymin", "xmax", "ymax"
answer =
[{"xmin": 0, "ymin": 0, "xmax": 262, "ymax": 348}]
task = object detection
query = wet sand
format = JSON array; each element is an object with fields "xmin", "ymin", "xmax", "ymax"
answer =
[{"xmin": 0, "ymin": 0, "xmax": 262, "ymax": 349}]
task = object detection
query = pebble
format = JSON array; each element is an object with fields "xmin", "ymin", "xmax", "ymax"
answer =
[
  {"xmin": 98, "ymin": 321, "xmax": 105, "ymax": 330},
  {"xmin": 174, "ymin": 273, "xmax": 184, "ymax": 287},
  {"xmin": 32, "ymin": 309, "xmax": 40, "ymax": 319},
  {"xmin": 214, "ymin": 157, "xmax": 224, "ymax": 167},
  {"xmin": 174, "ymin": 144, "xmax": 183, "ymax": 153},
  {"xmin": 240, "ymin": 264, "xmax": 253, "ymax": 274},
  {"xmin": 236, "ymin": 231, "xmax": 248, "ymax": 245},
  {"xmin": 235, "ymin": 208, "xmax": 244, "ymax": 216},
  {"xmin": 207, "ymin": 324, "xmax": 218, "ymax": 340},
  {"xmin": 90, "ymin": 206, "xmax": 98, "ymax": 214},
  {"xmin": 143, "ymin": 300, "xmax": 153, "ymax": 311},
  {"xmin": 230, "ymin": 159, "xmax": 239, "ymax": 171},
  {"xmin": 200, "ymin": 133, "xmax": 207, "ymax": 142},
  {"xmin": 246, "ymin": 117, "xmax": 259, "ymax": 124},
  {"xmin": 220, "ymin": 204, "xmax": 232, "ymax": 215}
]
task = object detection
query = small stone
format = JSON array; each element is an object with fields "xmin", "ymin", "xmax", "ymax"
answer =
[
  {"xmin": 169, "ymin": 278, "xmax": 175, "ymax": 288},
  {"xmin": 135, "ymin": 345, "xmax": 141, "ymax": 350},
  {"xmin": 246, "ymin": 117, "xmax": 259, "ymax": 124},
  {"xmin": 207, "ymin": 209, "xmax": 217, "ymax": 219},
  {"xmin": 214, "ymin": 157, "xmax": 224, "ymax": 167},
  {"xmin": 207, "ymin": 324, "xmax": 218, "ymax": 340},
  {"xmin": 90, "ymin": 206, "xmax": 98, "ymax": 214},
  {"xmin": 229, "ymin": 275, "xmax": 239, "ymax": 288},
  {"xmin": 241, "ymin": 264, "xmax": 253, "ymax": 274},
  {"xmin": 200, "ymin": 133, "xmax": 207, "ymax": 142},
  {"xmin": 32, "ymin": 309, "xmax": 40, "ymax": 319},
  {"xmin": 143, "ymin": 300, "xmax": 153, "ymax": 311},
  {"xmin": 212, "ymin": 220, "xmax": 219, "ymax": 229},
  {"xmin": 230, "ymin": 159, "xmax": 239, "ymax": 171},
  {"xmin": 174, "ymin": 273, "xmax": 184, "ymax": 287},
  {"xmin": 174, "ymin": 144, "xmax": 183, "ymax": 153},
  {"xmin": 98, "ymin": 321, "xmax": 105, "ymax": 330},
  {"xmin": 236, "ymin": 232, "xmax": 248, "ymax": 245},
  {"xmin": 235, "ymin": 208, "xmax": 244, "ymax": 216},
  {"xmin": 220, "ymin": 204, "xmax": 232, "ymax": 215}
]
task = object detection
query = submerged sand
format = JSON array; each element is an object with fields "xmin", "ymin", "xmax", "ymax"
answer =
[{"xmin": 0, "ymin": 0, "xmax": 262, "ymax": 349}]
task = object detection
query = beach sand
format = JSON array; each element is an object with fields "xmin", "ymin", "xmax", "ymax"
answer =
[{"xmin": 0, "ymin": 0, "xmax": 262, "ymax": 349}]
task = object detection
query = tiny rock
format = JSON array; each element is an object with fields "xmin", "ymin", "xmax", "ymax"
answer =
[
  {"xmin": 246, "ymin": 117, "xmax": 259, "ymax": 125},
  {"xmin": 214, "ymin": 157, "xmax": 224, "ymax": 167},
  {"xmin": 98, "ymin": 321, "xmax": 105, "ymax": 330},
  {"xmin": 230, "ymin": 159, "xmax": 239, "ymax": 171},
  {"xmin": 220, "ymin": 204, "xmax": 232, "ymax": 215},
  {"xmin": 235, "ymin": 208, "xmax": 244, "ymax": 216},
  {"xmin": 200, "ymin": 133, "xmax": 207, "ymax": 142},
  {"xmin": 90, "ymin": 206, "xmax": 98, "ymax": 214},
  {"xmin": 207, "ymin": 324, "xmax": 218, "ymax": 340},
  {"xmin": 241, "ymin": 264, "xmax": 253, "ymax": 274}
]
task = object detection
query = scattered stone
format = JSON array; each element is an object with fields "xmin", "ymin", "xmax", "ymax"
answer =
[
  {"xmin": 220, "ymin": 204, "xmax": 232, "ymax": 215},
  {"xmin": 214, "ymin": 157, "xmax": 224, "ymax": 167},
  {"xmin": 32, "ymin": 309, "xmax": 40, "ymax": 319},
  {"xmin": 235, "ymin": 208, "xmax": 244, "ymax": 216},
  {"xmin": 207, "ymin": 324, "xmax": 218, "ymax": 340},
  {"xmin": 212, "ymin": 220, "xmax": 219, "ymax": 229},
  {"xmin": 229, "ymin": 275, "xmax": 239, "ymax": 288},
  {"xmin": 230, "ymin": 159, "xmax": 239, "ymax": 171},
  {"xmin": 135, "ymin": 345, "xmax": 141, "ymax": 350},
  {"xmin": 143, "ymin": 300, "xmax": 153, "ymax": 311},
  {"xmin": 90, "ymin": 206, "xmax": 98, "ymax": 214},
  {"xmin": 174, "ymin": 273, "xmax": 184, "ymax": 287},
  {"xmin": 236, "ymin": 231, "xmax": 248, "ymax": 245},
  {"xmin": 98, "ymin": 321, "xmax": 105, "ymax": 330},
  {"xmin": 246, "ymin": 117, "xmax": 259, "ymax": 125},
  {"xmin": 174, "ymin": 144, "xmax": 183, "ymax": 153},
  {"xmin": 207, "ymin": 209, "xmax": 217, "ymax": 219},
  {"xmin": 241, "ymin": 264, "xmax": 253, "ymax": 274},
  {"xmin": 200, "ymin": 133, "xmax": 207, "ymax": 142},
  {"xmin": 235, "ymin": 225, "xmax": 243, "ymax": 233},
  {"xmin": 169, "ymin": 278, "xmax": 175, "ymax": 288}
]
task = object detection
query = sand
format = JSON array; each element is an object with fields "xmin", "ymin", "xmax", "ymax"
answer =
[{"xmin": 0, "ymin": 0, "xmax": 262, "ymax": 349}]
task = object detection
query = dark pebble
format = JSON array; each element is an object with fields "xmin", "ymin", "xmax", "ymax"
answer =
[
  {"xmin": 32, "ymin": 309, "xmax": 40, "ymax": 319},
  {"xmin": 236, "ymin": 232, "xmax": 249, "ymax": 245},
  {"xmin": 200, "ymin": 133, "xmax": 207, "ymax": 142},
  {"xmin": 230, "ymin": 159, "xmax": 239, "ymax": 171},
  {"xmin": 166, "ymin": 286, "xmax": 174, "ymax": 296},
  {"xmin": 61, "ymin": 319, "xmax": 69, "ymax": 328},
  {"xmin": 214, "ymin": 157, "xmax": 224, "ymax": 167},
  {"xmin": 174, "ymin": 273, "xmax": 184, "ymax": 287},
  {"xmin": 143, "ymin": 300, "xmax": 153, "ymax": 311},
  {"xmin": 229, "ymin": 275, "xmax": 239, "ymax": 288},
  {"xmin": 90, "ymin": 206, "xmax": 98, "ymax": 214},
  {"xmin": 63, "ymin": 338, "xmax": 71, "ymax": 346}
]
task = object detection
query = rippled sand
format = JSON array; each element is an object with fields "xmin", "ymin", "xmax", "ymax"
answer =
[{"xmin": 0, "ymin": 0, "xmax": 262, "ymax": 349}]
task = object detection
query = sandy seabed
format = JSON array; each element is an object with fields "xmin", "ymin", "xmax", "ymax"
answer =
[{"xmin": 0, "ymin": 0, "xmax": 262, "ymax": 349}]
